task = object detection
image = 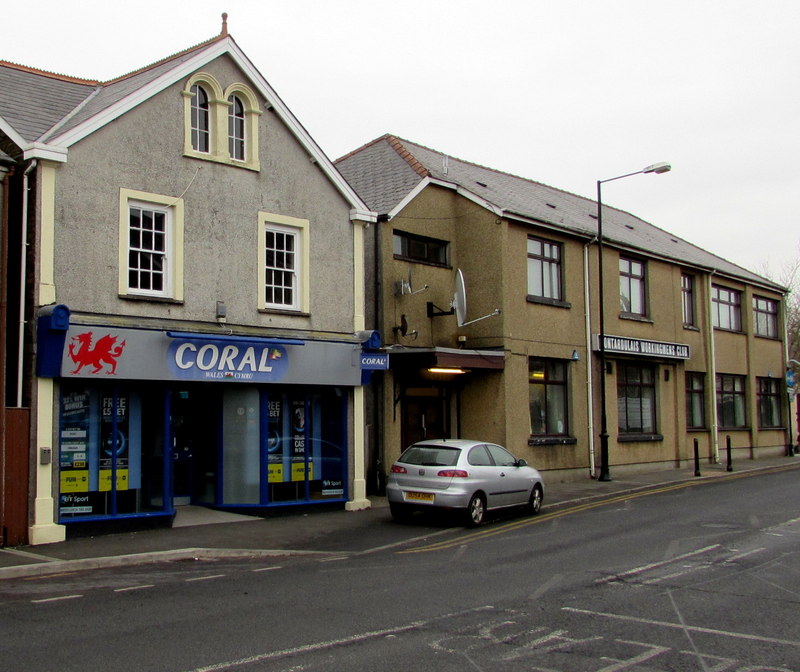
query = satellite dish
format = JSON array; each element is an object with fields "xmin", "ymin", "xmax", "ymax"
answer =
[
  {"xmin": 452, "ymin": 267, "xmax": 501, "ymax": 327},
  {"xmin": 453, "ymin": 269, "xmax": 467, "ymax": 327}
]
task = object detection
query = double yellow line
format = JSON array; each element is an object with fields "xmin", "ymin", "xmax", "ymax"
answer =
[{"xmin": 398, "ymin": 465, "xmax": 796, "ymax": 554}]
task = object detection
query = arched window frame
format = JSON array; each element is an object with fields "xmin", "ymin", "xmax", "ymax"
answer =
[
  {"xmin": 223, "ymin": 83, "xmax": 261, "ymax": 171},
  {"xmin": 182, "ymin": 74, "xmax": 260, "ymax": 171}
]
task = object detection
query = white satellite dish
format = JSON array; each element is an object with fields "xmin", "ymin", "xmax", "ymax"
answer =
[
  {"xmin": 452, "ymin": 268, "xmax": 501, "ymax": 328},
  {"xmin": 453, "ymin": 269, "xmax": 468, "ymax": 327}
]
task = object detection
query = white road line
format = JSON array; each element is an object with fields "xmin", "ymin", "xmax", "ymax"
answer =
[
  {"xmin": 185, "ymin": 574, "xmax": 226, "ymax": 582},
  {"xmin": 563, "ymin": 607, "xmax": 800, "ymax": 648},
  {"xmin": 251, "ymin": 566, "xmax": 282, "ymax": 573},
  {"xmin": 114, "ymin": 584, "xmax": 155, "ymax": 592},
  {"xmin": 595, "ymin": 545, "xmax": 721, "ymax": 585},
  {"xmin": 32, "ymin": 594, "xmax": 83, "ymax": 604}
]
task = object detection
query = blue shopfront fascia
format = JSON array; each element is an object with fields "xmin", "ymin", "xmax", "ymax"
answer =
[{"xmin": 47, "ymin": 325, "xmax": 372, "ymax": 386}]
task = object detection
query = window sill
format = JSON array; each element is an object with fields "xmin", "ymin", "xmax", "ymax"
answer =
[
  {"xmin": 683, "ymin": 324, "xmax": 700, "ymax": 332},
  {"xmin": 184, "ymin": 150, "xmax": 260, "ymax": 172},
  {"xmin": 526, "ymin": 295, "xmax": 571, "ymax": 309},
  {"xmin": 713, "ymin": 327, "xmax": 744, "ymax": 335},
  {"xmin": 392, "ymin": 254, "xmax": 450, "ymax": 269},
  {"xmin": 619, "ymin": 313, "xmax": 653, "ymax": 324},
  {"xmin": 119, "ymin": 293, "xmax": 183, "ymax": 305},
  {"xmin": 258, "ymin": 308, "xmax": 310, "ymax": 318},
  {"xmin": 754, "ymin": 333, "xmax": 780, "ymax": 341},
  {"xmin": 618, "ymin": 433, "xmax": 663, "ymax": 443},
  {"xmin": 528, "ymin": 436, "xmax": 577, "ymax": 446}
]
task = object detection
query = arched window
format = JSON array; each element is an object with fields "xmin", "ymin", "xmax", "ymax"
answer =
[
  {"xmin": 228, "ymin": 95, "xmax": 245, "ymax": 161},
  {"xmin": 190, "ymin": 84, "xmax": 210, "ymax": 153}
]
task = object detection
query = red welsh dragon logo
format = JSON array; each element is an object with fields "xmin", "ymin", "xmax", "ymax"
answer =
[{"xmin": 68, "ymin": 331, "xmax": 127, "ymax": 375}]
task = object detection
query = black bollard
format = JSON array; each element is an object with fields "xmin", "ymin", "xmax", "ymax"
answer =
[
  {"xmin": 726, "ymin": 435, "xmax": 733, "ymax": 472},
  {"xmin": 694, "ymin": 438, "xmax": 701, "ymax": 477}
]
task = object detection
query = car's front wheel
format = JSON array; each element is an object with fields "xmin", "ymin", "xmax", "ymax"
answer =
[
  {"xmin": 527, "ymin": 484, "xmax": 543, "ymax": 515},
  {"xmin": 465, "ymin": 493, "xmax": 486, "ymax": 527}
]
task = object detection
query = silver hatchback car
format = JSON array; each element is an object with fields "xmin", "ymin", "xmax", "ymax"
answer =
[{"xmin": 386, "ymin": 439, "xmax": 544, "ymax": 526}]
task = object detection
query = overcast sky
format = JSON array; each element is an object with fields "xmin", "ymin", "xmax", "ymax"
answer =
[{"xmin": 6, "ymin": 1, "xmax": 800, "ymax": 283}]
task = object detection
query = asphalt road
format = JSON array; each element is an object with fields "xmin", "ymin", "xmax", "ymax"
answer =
[{"xmin": 2, "ymin": 468, "xmax": 798, "ymax": 671}]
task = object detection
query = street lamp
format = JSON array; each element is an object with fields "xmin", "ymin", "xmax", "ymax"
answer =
[{"xmin": 596, "ymin": 162, "xmax": 671, "ymax": 481}]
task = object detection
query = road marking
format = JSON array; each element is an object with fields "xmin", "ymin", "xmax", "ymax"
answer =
[
  {"xmin": 251, "ymin": 566, "xmax": 282, "ymax": 573},
  {"xmin": 180, "ymin": 605, "xmax": 496, "ymax": 672},
  {"xmin": 185, "ymin": 574, "xmax": 226, "ymax": 582},
  {"xmin": 594, "ymin": 545, "xmax": 720, "ymax": 585},
  {"xmin": 563, "ymin": 607, "xmax": 800, "ymax": 648},
  {"xmin": 399, "ymin": 466, "xmax": 799, "ymax": 554},
  {"xmin": 114, "ymin": 584, "xmax": 155, "ymax": 592},
  {"xmin": 32, "ymin": 594, "xmax": 83, "ymax": 604}
]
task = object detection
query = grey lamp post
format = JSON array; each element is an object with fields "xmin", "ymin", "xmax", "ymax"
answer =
[{"xmin": 596, "ymin": 162, "xmax": 671, "ymax": 481}]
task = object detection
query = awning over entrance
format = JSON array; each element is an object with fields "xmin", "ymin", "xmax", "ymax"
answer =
[{"xmin": 387, "ymin": 347, "xmax": 505, "ymax": 371}]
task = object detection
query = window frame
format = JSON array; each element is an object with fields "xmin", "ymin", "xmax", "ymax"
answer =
[
  {"xmin": 716, "ymin": 373, "xmax": 747, "ymax": 429},
  {"xmin": 258, "ymin": 212, "xmax": 310, "ymax": 313},
  {"xmin": 392, "ymin": 230, "xmax": 449, "ymax": 266},
  {"xmin": 619, "ymin": 256, "xmax": 647, "ymax": 317},
  {"xmin": 227, "ymin": 94, "xmax": 246, "ymax": 162},
  {"xmin": 527, "ymin": 236, "xmax": 563, "ymax": 303},
  {"xmin": 685, "ymin": 371, "xmax": 706, "ymax": 429},
  {"xmin": 190, "ymin": 84, "xmax": 210, "ymax": 154},
  {"xmin": 753, "ymin": 295, "xmax": 779, "ymax": 338},
  {"xmin": 681, "ymin": 273, "xmax": 696, "ymax": 327},
  {"xmin": 711, "ymin": 285, "xmax": 742, "ymax": 332},
  {"xmin": 617, "ymin": 361, "xmax": 657, "ymax": 434},
  {"xmin": 756, "ymin": 377, "xmax": 782, "ymax": 428},
  {"xmin": 183, "ymin": 74, "xmax": 261, "ymax": 171},
  {"xmin": 118, "ymin": 189, "xmax": 184, "ymax": 302},
  {"xmin": 528, "ymin": 358, "xmax": 569, "ymax": 437}
]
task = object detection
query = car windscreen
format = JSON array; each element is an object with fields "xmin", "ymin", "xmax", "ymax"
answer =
[{"xmin": 398, "ymin": 445, "xmax": 461, "ymax": 467}]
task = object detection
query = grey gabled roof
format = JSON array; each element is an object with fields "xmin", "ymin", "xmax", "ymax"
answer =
[{"xmin": 336, "ymin": 135, "xmax": 783, "ymax": 291}]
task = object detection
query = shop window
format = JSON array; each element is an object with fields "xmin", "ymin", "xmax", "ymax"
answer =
[
  {"xmin": 119, "ymin": 188, "xmax": 184, "ymax": 301},
  {"xmin": 529, "ymin": 358, "xmax": 569, "ymax": 436},
  {"xmin": 619, "ymin": 257, "xmax": 646, "ymax": 317},
  {"xmin": 756, "ymin": 377, "xmax": 782, "ymax": 428},
  {"xmin": 183, "ymin": 73, "xmax": 261, "ymax": 170},
  {"xmin": 259, "ymin": 212, "xmax": 309, "ymax": 312},
  {"xmin": 392, "ymin": 230, "xmax": 449, "ymax": 266},
  {"xmin": 716, "ymin": 373, "xmax": 747, "ymax": 428},
  {"xmin": 527, "ymin": 236, "xmax": 563, "ymax": 303},
  {"xmin": 753, "ymin": 296, "xmax": 778, "ymax": 338},
  {"xmin": 682, "ymin": 273, "xmax": 696, "ymax": 327},
  {"xmin": 617, "ymin": 362, "xmax": 656, "ymax": 434},
  {"xmin": 711, "ymin": 285, "xmax": 742, "ymax": 332},
  {"xmin": 685, "ymin": 371, "xmax": 705, "ymax": 429}
]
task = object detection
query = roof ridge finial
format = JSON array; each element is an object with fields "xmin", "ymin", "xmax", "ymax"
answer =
[{"xmin": 221, "ymin": 12, "xmax": 228, "ymax": 36}]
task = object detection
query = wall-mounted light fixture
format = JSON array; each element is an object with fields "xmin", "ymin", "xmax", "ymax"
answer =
[
  {"xmin": 427, "ymin": 367, "xmax": 467, "ymax": 375},
  {"xmin": 216, "ymin": 301, "xmax": 227, "ymax": 323},
  {"xmin": 571, "ymin": 350, "xmax": 580, "ymax": 361}
]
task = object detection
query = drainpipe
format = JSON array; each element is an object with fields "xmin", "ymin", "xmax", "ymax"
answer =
[
  {"xmin": 17, "ymin": 160, "xmax": 37, "ymax": 407},
  {"xmin": 0, "ymin": 161, "xmax": 12, "ymax": 541},
  {"xmin": 706, "ymin": 271, "xmax": 720, "ymax": 463},
  {"xmin": 583, "ymin": 237, "xmax": 597, "ymax": 477},
  {"xmin": 374, "ymin": 213, "xmax": 389, "ymax": 493}
]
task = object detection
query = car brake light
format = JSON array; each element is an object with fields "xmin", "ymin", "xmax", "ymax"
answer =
[
  {"xmin": 437, "ymin": 469, "xmax": 468, "ymax": 478},
  {"xmin": 391, "ymin": 465, "xmax": 407, "ymax": 474}
]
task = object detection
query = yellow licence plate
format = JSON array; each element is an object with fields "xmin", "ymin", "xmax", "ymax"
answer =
[{"xmin": 405, "ymin": 491, "xmax": 434, "ymax": 502}]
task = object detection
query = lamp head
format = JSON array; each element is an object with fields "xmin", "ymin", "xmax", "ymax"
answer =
[{"xmin": 643, "ymin": 162, "xmax": 671, "ymax": 174}]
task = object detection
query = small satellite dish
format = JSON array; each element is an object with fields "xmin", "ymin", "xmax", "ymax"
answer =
[
  {"xmin": 453, "ymin": 269, "xmax": 467, "ymax": 327},
  {"xmin": 394, "ymin": 268, "xmax": 429, "ymax": 296}
]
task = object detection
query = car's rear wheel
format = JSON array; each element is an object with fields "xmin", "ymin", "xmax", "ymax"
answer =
[
  {"xmin": 466, "ymin": 493, "xmax": 486, "ymax": 527},
  {"xmin": 527, "ymin": 484, "xmax": 543, "ymax": 515}
]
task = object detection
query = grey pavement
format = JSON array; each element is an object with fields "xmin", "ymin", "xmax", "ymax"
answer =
[{"xmin": 1, "ymin": 454, "xmax": 798, "ymax": 580}]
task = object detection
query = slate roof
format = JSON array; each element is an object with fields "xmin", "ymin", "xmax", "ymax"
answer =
[
  {"xmin": 336, "ymin": 135, "xmax": 782, "ymax": 291},
  {"xmin": 0, "ymin": 32, "xmax": 226, "ymax": 149}
]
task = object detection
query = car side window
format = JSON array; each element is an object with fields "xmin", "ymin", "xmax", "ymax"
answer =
[
  {"xmin": 467, "ymin": 445, "xmax": 493, "ymax": 466},
  {"xmin": 486, "ymin": 444, "xmax": 517, "ymax": 467}
]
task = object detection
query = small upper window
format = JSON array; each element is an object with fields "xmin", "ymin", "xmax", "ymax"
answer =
[
  {"xmin": 259, "ymin": 213, "xmax": 309, "ymax": 312},
  {"xmin": 753, "ymin": 296, "xmax": 778, "ymax": 338},
  {"xmin": 527, "ymin": 236, "xmax": 562, "ymax": 301},
  {"xmin": 681, "ymin": 273, "xmax": 695, "ymax": 326},
  {"xmin": 228, "ymin": 95, "xmax": 246, "ymax": 161},
  {"xmin": 619, "ymin": 257, "xmax": 646, "ymax": 316},
  {"xmin": 190, "ymin": 85, "xmax": 210, "ymax": 153},
  {"xmin": 393, "ymin": 231, "xmax": 448, "ymax": 266},
  {"xmin": 712, "ymin": 285, "xmax": 742, "ymax": 331}
]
